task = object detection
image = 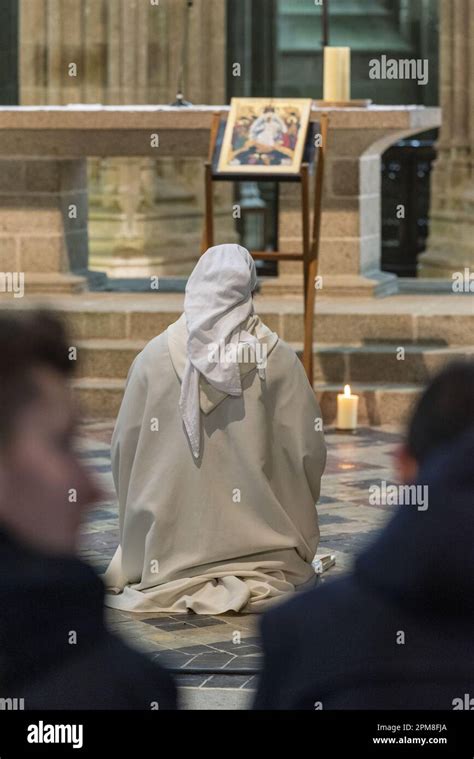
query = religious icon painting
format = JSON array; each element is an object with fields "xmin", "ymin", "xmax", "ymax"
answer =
[{"xmin": 216, "ymin": 97, "xmax": 313, "ymax": 175}]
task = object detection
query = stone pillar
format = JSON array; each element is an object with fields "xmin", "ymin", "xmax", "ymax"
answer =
[
  {"xmin": 419, "ymin": 0, "xmax": 474, "ymax": 277},
  {"xmin": 19, "ymin": 0, "xmax": 236, "ymax": 282}
]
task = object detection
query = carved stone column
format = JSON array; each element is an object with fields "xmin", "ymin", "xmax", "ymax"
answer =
[{"xmin": 419, "ymin": 0, "xmax": 474, "ymax": 277}]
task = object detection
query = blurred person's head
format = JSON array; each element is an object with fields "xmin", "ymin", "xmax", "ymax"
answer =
[
  {"xmin": 397, "ymin": 360, "xmax": 474, "ymax": 484},
  {"xmin": 0, "ymin": 310, "xmax": 101, "ymax": 555}
]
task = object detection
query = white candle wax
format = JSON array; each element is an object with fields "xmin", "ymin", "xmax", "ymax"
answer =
[
  {"xmin": 323, "ymin": 46, "xmax": 351, "ymax": 102},
  {"xmin": 336, "ymin": 384, "xmax": 359, "ymax": 430}
]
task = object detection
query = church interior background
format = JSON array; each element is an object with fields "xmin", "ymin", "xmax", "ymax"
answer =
[{"xmin": 0, "ymin": 0, "xmax": 472, "ymax": 709}]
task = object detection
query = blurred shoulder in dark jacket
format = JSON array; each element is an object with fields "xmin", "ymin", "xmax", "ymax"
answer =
[
  {"xmin": 0, "ymin": 531, "xmax": 177, "ymax": 710},
  {"xmin": 254, "ymin": 429, "xmax": 474, "ymax": 710}
]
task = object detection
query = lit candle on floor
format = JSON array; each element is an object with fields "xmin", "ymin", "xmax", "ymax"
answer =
[
  {"xmin": 337, "ymin": 384, "xmax": 359, "ymax": 430},
  {"xmin": 323, "ymin": 46, "xmax": 351, "ymax": 102}
]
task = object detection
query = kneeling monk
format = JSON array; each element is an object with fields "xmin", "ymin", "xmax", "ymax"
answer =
[{"xmin": 104, "ymin": 244, "xmax": 326, "ymax": 614}]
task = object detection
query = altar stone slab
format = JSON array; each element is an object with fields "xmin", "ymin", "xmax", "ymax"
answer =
[{"xmin": 0, "ymin": 105, "xmax": 440, "ymax": 295}]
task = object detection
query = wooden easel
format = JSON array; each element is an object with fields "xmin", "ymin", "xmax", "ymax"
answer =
[{"xmin": 202, "ymin": 111, "xmax": 329, "ymax": 387}]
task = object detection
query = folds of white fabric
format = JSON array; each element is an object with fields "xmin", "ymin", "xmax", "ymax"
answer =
[
  {"xmin": 103, "ymin": 316, "xmax": 326, "ymax": 615},
  {"xmin": 104, "ymin": 547, "xmax": 315, "ymax": 614}
]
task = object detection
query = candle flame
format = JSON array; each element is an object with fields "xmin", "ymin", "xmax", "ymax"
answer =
[{"xmin": 344, "ymin": 384, "xmax": 351, "ymax": 397}]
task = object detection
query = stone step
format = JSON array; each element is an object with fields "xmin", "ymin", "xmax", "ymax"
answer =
[
  {"xmin": 74, "ymin": 339, "xmax": 472, "ymax": 383},
  {"xmin": 75, "ymin": 339, "xmax": 145, "ymax": 379},
  {"xmin": 73, "ymin": 378, "xmax": 125, "ymax": 419},
  {"xmin": 41, "ymin": 293, "xmax": 473, "ymax": 347},
  {"xmin": 10, "ymin": 292, "xmax": 469, "ymax": 425},
  {"xmin": 293, "ymin": 344, "xmax": 474, "ymax": 385},
  {"xmin": 277, "ymin": 311, "xmax": 474, "ymax": 347},
  {"xmin": 73, "ymin": 376, "xmax": 421, "ymax": 426}
]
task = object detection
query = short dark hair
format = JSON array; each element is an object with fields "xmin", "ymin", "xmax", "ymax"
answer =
[
  {"xmin": 407, "ymin": 360, "xmax": 474, "ymax": 464},
  {"xmin": 0, "ymin": 310, "xmax": 73, "ymax": 446}
]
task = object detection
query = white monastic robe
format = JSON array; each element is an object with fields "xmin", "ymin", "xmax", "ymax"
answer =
[{"xmin": 103, "ymin": 313, "xmax": 326, "ymax": 614}]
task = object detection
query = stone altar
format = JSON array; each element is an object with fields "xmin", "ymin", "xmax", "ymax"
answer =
[{"xmin": 0, "ymin": 103, "xmax": 440, "ymax": 295}]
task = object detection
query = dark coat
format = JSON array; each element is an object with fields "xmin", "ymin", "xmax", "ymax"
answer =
[
  {"xmin": 254, "ymin": 430, "xmax": 474, "ymax": 709},
  {"xmin": 0, "ymin": 532, "xmax": 177, "ymax": 709}
]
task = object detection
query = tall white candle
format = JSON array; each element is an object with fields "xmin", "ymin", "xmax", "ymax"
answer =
[
  {"xmin": 323, "ymin": 46, "xmax": 351, "ymax": 102},
  {"xmin": 337, "ymin": 384, "xmax": 359, "ymax": 430}
]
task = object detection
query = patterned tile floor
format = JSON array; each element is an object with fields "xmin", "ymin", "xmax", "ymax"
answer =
[{"xmin": 78, "ymin": 422, "xmax": 403, "ymax": 697}]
